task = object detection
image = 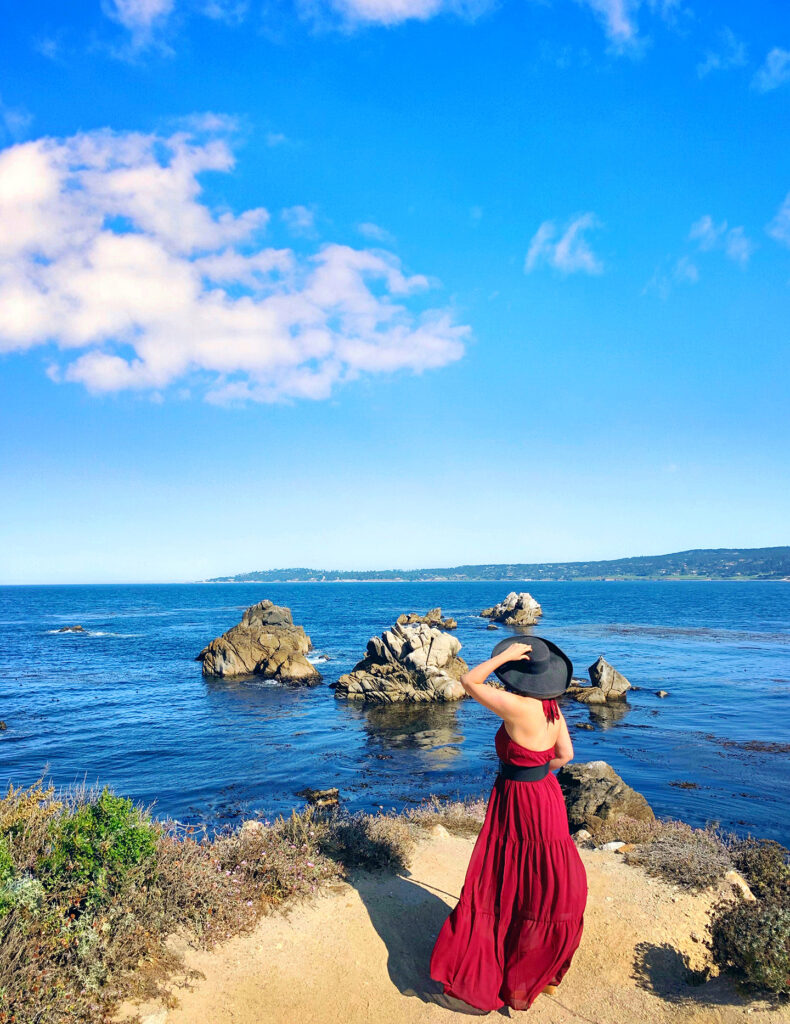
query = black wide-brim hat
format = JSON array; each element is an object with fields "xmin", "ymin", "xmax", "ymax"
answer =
[{"xmin": 491, "ymin": 635, "xmax": 573, "ymax": 699}]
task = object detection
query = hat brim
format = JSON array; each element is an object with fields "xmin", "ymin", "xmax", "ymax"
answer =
[{"xmin": 492, "ymin": 635, "xmax": 573, "ymax": 699}]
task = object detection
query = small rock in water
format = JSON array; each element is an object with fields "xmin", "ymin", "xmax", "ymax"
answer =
[
  {"xmin": 575, "ymin": 722, "xmax": 594, "ymax": 730},
  {"xmin": 297, "ymin": 786, "xmax": 340, "ymax": 807},
  {"xmin": 0, "ymin": 721, "xmax": 6, "ymax": 731},
  {"xmin": 57, "ymin": 624, "xmax": 85, "ymax": 632},
  {"xmin": 655, "ymin": 690, "xmax": 669, "ymax": 698},
  {"xmin": 486, "ymin": 623, "xmax": 499, "ymax": 630}
]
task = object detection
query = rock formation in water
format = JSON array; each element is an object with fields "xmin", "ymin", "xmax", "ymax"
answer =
[
  {"xmin": 567, "ymin": 656, "xmax": 631, "ymax": 704},
  {"xmin": 557, "ymin": 760, "xmax": 655, "ymax": 832},
  {"xmin": 331, "ymin": 621, "xmax": 468, "ymax": 704},
  {"xmin": 196, "ymin": 599, "xmax": 321, "ymax": 685},
  {"xmin": 480, "ymin": 592, "xmax": 542, "ymax": 626},
  {"xmin": 396, "ymin": 607, "xmax": 457, "ymax": 630}
]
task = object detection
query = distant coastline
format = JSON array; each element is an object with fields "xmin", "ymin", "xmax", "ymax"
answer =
[{"xmin": 202, "ymin": 546, "xmax": 790, "ymax": 584}]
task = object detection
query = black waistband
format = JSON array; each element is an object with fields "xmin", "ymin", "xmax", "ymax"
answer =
[{"xmin": 497, "ymin": 759, "xmax": 551, "ymax": 781}]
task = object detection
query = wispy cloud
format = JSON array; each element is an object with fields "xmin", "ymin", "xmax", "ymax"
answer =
[
  {"xmin": 697, "ymin": 27, "xmax": 747, "ymax": 78},
  {"xmin": 0, "ymin": 96, "xmax": 33, "ymax": 143},
  {"xmin": 574, "ymin": 0, "xmax": 638, "ymax": 48},
  {"xmin": 104, "ymin": 0, "xmax": 175, "ymax": 45},
  {"xmin": 752, "ymin": 48, "xmax": 790, "ymax": 93},
  {"xmin": 642, "ymin": 255, "xmax": 698, "ymax": 299},
  {"xmin": 525, "ymin": 213, "xmax": 604, "ymax": 275},
  {"xmin": 357, "ymin": 221, "xmax": 394, "ymax": 244},
  {"xmin": 0, "ymin": 125, "xmax": 468, "ymax": 404},
  {"xmin": 689, "ymin": 214, "xmax": 755, "ymax": 266},
  {"xmin": 767, "ymin": 193, "xmax": 790, "ymax": 248},
  {"xmin": 282, "ymin": 204, "xmax": 318, "ymax": 237}
]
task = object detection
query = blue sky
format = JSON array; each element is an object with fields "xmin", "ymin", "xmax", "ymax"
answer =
[{"xmin": 0, "ymin": 0, "xmax": 788, "ymax": 583}]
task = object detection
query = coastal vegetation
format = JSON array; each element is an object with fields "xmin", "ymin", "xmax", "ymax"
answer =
[
  {"xmin": 206, "ymin": 546, "xmax": 790, "ymax": 583},
  {"xmin": 1, "ymin": 774, "xmax": 789, "ymax": 1023}
]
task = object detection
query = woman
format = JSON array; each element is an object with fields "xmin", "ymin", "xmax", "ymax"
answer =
[{"xmin": 429, "ymin": 636, "xmax": 587, "ymax": 1012}]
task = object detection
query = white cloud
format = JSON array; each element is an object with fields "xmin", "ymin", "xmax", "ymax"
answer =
[
  {"xmin": 329, "ymin": 0, "xmax": 445, "ymax": 23},
  {"xmin": 357, "ymin": 221, "xmax": 394, "ymax": 244},
  {"xmin": 0, "ymin": 126, "xmax": 468, "ymax": 404},
  {"xmin": 689, "ymin": 215, "xmax": 754, "ymax": 265},
  {"xmin": 697, "ymin": 27, "xmax": 747, "ymax": 78},
  {"xmin": 574, "ymin": 0, "xmax": 638, "ymax": 47},
  {"xmin": 105, "ymin": 0, "xmax": 174, "ymax": 34},
  {"xmin": 282, "ymin": 204, "xmax": 317, "ymax": 237},
  {"xmin": 525, "ymin": 213, "xmax": 604, "ymax": 275},
  {"xmin": 767, "ymin": 193, "xmax": 790, "ymax": 248},
  {"xmin": 752, "ymin": 48, "xmax": 790, "ymax": 93},
  {"xmin": 266, "ymin": 131, "xmax": 289, "ymax": 147}
]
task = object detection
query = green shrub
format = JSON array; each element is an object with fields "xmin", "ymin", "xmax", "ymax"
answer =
[
  {"xmin": 39, "ymin": 787, "xmax": 157, "ymax": 899},
  {"xmin": 727, "ymin": 837, "xmax": 790, "ymax": 905},
  {"xmin": 710, "ymin": 897, "xmax": 790, "ymax": 994}
]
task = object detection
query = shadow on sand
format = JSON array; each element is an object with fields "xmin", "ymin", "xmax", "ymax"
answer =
[
  {"xmin": 349, "ymin": 866, "xmax": 510, "ymax": 1016},
  {"xmin": 632, "ymin": 941, "xmax": 784, "ymax": 1012}
]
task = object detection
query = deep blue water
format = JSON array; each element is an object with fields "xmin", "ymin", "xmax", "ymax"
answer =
[{"xmin": 1, "ymin": 582, "xmax": 789, "ymax": 843}]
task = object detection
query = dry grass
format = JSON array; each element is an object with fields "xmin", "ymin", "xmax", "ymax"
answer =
[
  {"xmin": 621, "ymin": 820, "xmax": 733, "ymax": 891},
  {"xmin": 403, "ymin": 795, "xmax": 487, "ymax": 836}
]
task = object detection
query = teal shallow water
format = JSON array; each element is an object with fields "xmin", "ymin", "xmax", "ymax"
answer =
[{"xmin": 0, "ymin": 581, "xmax": 788, "ymax": 842}]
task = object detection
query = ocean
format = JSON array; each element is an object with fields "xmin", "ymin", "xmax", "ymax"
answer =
[{"xmin": 1, "ymin": 581, "xmax": 788, "ymax": 843}]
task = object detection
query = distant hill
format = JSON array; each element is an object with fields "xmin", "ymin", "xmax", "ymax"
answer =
[{"xmin": 205, "ymin": 547, "xmax": 790, "ymax": 583}]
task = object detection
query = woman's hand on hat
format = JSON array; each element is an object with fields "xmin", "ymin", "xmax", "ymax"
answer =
[{"xmin": 501, "ymin": 642, "xmax": 532, "ymax": 662}]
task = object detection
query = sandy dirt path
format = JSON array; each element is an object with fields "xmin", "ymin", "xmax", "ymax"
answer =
[{"xmin": 123, "ymin": 827, "xmax": 789, "ymax": 1024}]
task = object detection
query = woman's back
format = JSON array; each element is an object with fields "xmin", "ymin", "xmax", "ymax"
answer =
[{"xmin": 500, "ymin": 695, "xmax": 563, "ymax": 752}]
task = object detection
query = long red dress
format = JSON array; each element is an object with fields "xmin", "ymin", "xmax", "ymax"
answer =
[{"xmin": 429, "ymin": 701, "xmax": 588, "ymax": 1012}]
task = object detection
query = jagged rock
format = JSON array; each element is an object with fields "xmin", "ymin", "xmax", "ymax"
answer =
[
  {"xmin": 558, "ymin": 760, "xmax": 655, "ymax": 832},
  {"xmin": 588, "ymin": 656, "xmax": 631, "ymax": 699},
  {"xmin": 656, "ymin": 690, "xmax": 669, "ymax": 698},
  {"xmin": 196, "ymin": 600, "xmax": 321, "ymax": 685},
  {"xmin": 486, "ymin": 623, "xmax": 499, "ymax": 630},
  {"xmin": 480, "ymin": 592, "xmax": 543, "ymax": 626},
  {"xmin": 396, "ymin": 607, "xmax": 457, "ymax": 630},
  {"xmin": 332, "ymin": 621, "xmax": 468, "ymax": 704},
  {"xmin": 56, "ymin": 625, "xmax": 85, "ymax": 633}
]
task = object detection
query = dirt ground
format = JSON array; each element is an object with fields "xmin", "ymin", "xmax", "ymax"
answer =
[{"xmin": 119, "ymin": 826, "xmax": 790, "ymax": 1024}]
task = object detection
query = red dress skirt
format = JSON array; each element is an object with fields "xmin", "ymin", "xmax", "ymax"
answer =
[{"xmin": 429, "ymin": 706, "xmax": 587, "ymax": 1012}]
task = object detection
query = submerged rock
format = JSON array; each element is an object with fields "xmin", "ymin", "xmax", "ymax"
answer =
[
  {"xmin": 196, "ymin": 599, "xmax": 321, "ymax": 685},
  {"xmin": 396, "ymin": 607, "xmax": 457, "ymax": 630},
  {"xmin": 332, "ymin": 621, "xmax": 468, "ymax": 704},
  {"xmin": 480, "ymin": 591, "xmax": 542, "ymax": 626},
  {"xmin": 558, "ymin": 760, "xmax": 655, "ymax": 832}
]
